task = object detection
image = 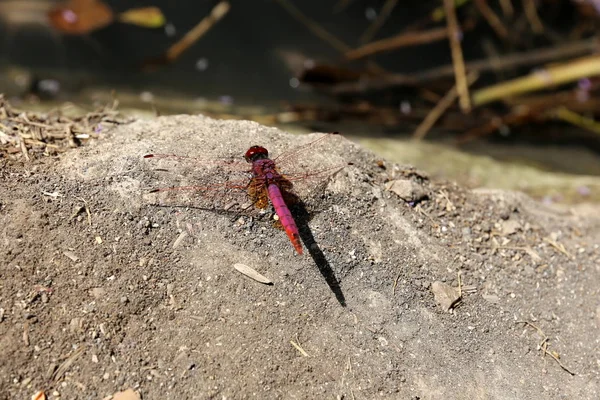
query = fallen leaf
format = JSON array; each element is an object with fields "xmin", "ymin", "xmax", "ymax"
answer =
[{"xmin": 233, "ymin": 263, "xmax": 272, "ymax": 284}]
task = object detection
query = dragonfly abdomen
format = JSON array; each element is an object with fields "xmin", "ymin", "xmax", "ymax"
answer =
[{"xmin": 267, "ymin": 183, "xmax": 303, "ymax": 255}]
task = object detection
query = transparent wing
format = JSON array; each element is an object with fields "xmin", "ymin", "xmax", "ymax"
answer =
[
  {"xmin": 140, "ymin": 131, "xmax": 348, "ymax": 216},
  {"xmin": 141, "ymin": 153, "xmax": 259, "ymax": 214}
]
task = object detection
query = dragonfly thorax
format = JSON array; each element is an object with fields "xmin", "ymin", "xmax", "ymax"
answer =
[{"xmin": 251, "ymin": 158, "xmax": 279, "ymax": 180}]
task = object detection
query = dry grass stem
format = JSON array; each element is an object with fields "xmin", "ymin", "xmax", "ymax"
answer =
[
  {"xmin": 443, "ymin": 0, "xmax": 471, "ymax": 112},
  {"xmin": 516, "ymin": 321, "xmax": 576, "ymax": 376},
  {"xmin": 499, "ymin": 0, "xmax": 514, "ymax": 18},
  {"xmin": 53, "ymin": 346, "xmax": 86, "ymax": 382},
  {"xmin": 474, "ymin": 0, "xmax": 509, "ymax": 39},
  {"xmin": 392, "ymin": 271, "xmax": 401, "ymax": 295},
  {"xmin": 346, "ymin": 27, "xmax": 449, "ymax": 60},
  {"xmin": 413, "ymin": 71, "xmax": 479, "ymax": 140},
  {"xmin": 359, "ymin": 0, "xmax": 398, "ymax": 44},
  {"xmin": 165, "ymin": 1, "xmax": 230, "ymax": 62},
  {"xmin": 275, "ymin": 0, "xmax": 350, "ymax": 53},
  {"xmin": 290, "ymin": 340, "xmax": 309, "ymax": 357},
  {"xmin": 76, "ymin": 197, "xmax": 92, "ymax": 226},
  {"xmin": 472, "ymin": 55, "xmax": 600, "ymax": 106},
  {"xmin": 332, "ymin": 39, "xmax": 597, "ymax": 94},
  {"xmin": 543, "ymin": 237, "xmax": 574, "ymax": 259},
  {"xmin": 522, "ymin": 0, "xmax": 544, "ymax": 33},
  {"xmin": 551, "ymin": 107, "xmax": 600, "ymax": 136}
]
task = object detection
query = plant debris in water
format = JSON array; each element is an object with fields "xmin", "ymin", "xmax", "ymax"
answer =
[{"xmin": 0, "ymin": 95, "xmax": 131, "ymax": 161}]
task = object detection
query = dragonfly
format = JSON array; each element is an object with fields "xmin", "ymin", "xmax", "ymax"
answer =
[{"xmin": 142, "ymin": 132, "xmax": 349, "ymax": 255}]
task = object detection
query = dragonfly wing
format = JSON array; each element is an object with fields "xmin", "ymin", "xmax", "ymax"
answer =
[
  {"xmin": 272, "ymin": 132, "xmax": 339, "ymax": 168},
  {"xmin": 275, "ymin": 162, "xmax": 349, "ymax": 220},
  {"xmin": 142, "ymin": 153, "xmax": 249, "ymax": 172},
  {"xmin": 141, "ymin": 156, "xmax": 263, "ymax": 215}
]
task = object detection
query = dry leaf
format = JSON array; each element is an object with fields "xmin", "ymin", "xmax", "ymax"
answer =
[{"xmin": 233, "ymin": 263, "xmax": 272, "ymax": 284}]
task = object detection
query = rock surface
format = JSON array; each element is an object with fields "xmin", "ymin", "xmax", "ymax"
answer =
[{"xmin": 1, "ymin": 114, "xmax": 599, "ymax": 399}]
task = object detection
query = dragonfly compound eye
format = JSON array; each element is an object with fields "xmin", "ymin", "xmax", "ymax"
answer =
[{"xmin": 244, "ymin": 146, "xmax": 269, "ymax": 162}]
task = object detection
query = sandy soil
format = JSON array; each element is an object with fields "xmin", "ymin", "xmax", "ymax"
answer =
[{"xmin": 1, "ymin": 114, "xmax": 600, "ymax": 400}]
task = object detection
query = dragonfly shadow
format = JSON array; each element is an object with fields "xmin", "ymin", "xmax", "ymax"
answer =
[
  {"xmin": 144, "ymin": 190, "xmax": 347, "ymax": 306},
  {"xmin": 286, "ymin": 193, "xmax": 346, "ymax": 307}
]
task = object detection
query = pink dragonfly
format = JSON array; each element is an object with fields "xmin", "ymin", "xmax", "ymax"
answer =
[{"xmin": 142, "ymin": 132, "xmax": 348, "ymax": 255}]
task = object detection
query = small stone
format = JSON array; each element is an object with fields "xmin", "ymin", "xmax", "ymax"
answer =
[
  {"xmin": 120, "ymin": 296, "xmax": 129, "ymax": 304},
  {"xmin": 431, "ymin": 281, "xmax": 461, "ymax": 311},
  {"xmin": 482, "ymin": 294, "xmax": 500, "ymax": 304},
  {"xmin": 385, "ymin": 179, "xmax": 428, "ymax": 202},
  {"xmin": 112, "ymin": 388, "xmax": 140, "ymax": 400},
  {"xmin": 90, "ymin": 288, "xmax": 106, "ymax": 299},
  {"xmin": 63, "ymin": 251, "xmax": 79, "ymax": 262},
  {"xmin": 501, "ymin": 219, "xmax": 521, "ymax": 236},
  {"xmin": 69, "ymin": 318, "xmax": 83, "ymax": 334},
  {"xmin": 92, "ymin": 354, "xmax": 99, "ymax": 363}
]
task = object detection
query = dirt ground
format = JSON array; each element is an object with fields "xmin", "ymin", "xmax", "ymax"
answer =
[{"xmin": 1, "ymin": 114, "xmax": 600, "ymax": 400}]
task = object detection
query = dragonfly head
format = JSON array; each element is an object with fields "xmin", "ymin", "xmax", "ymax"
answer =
[{"xmin": 244, "ymin": 146, "xmax": 269, "ymax": 162}]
